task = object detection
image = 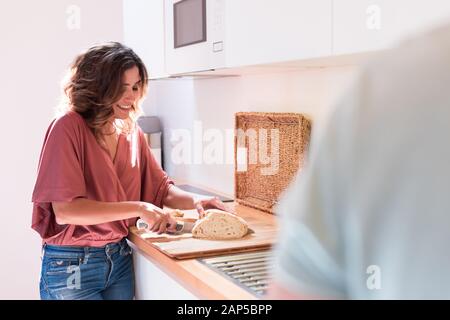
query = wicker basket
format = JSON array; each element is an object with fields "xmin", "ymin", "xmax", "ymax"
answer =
[{"xmin": 234, "ymin": 112, "xmax": 311, "ymax": 214}]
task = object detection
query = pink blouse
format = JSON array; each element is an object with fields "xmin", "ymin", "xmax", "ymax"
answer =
[{"xmin": 31, "ymin": 111, "xmax": 173, "ymax": 247}]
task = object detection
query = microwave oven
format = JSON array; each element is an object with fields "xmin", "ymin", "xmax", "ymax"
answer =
[{"xmin": 164, "ymin": 0, "xmax": 226, "ymax": 75}]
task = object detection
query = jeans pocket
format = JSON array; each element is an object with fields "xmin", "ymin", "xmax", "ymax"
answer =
[
  {"xmin": 41, "ymin": 257, "xmax": 83, "ymax": 298},
  {"xmin": 45, "ymin": 257, "xmax": 80, "ymax": 276}
]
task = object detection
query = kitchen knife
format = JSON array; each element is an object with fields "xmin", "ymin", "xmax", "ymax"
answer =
[
  {"xmin": 168, "ymin": 220, "xmax": 195, "ymax": 234},
  {"xmin": 136, "ymin": 219, "xmax": 195, "ymax": 234}
]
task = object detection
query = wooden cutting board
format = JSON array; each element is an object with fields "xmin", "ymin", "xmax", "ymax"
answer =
[{"xmin": 128, "ymin": 203, "xmax": 278, "ymax": 259}]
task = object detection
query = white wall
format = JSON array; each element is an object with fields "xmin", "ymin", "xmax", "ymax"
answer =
[
  {"xmin": 145, "ymin": 66, "xmax": 358, "ymax": 195},
  {"xmin": 0, "ymin": 0, "xmax": 123, "ymax": 299}
]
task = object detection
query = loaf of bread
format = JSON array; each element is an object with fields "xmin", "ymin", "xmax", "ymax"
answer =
[{"xmin": 192, "ymin": 209, "xmax": 249, "ymax": 240}]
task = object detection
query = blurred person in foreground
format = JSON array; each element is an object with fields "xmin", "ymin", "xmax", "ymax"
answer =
[{"xmin": 267, "ymin": 24, "xmax": 450, "ymax": 299}]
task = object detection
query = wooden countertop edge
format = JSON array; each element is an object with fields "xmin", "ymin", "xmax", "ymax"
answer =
[{"xmin": 128, "ymin": 231, "xmax": 258, "ymax": 300}]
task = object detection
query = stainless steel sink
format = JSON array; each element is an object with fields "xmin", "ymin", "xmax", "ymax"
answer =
[{"xmin": 198, "ymin": 250, "xmax": 273, "ymax": 297}]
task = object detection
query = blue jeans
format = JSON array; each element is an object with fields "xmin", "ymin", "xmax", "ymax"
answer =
[{"xmin": 40, "ymin": 238, "xmax": 134, "ymax": 300}]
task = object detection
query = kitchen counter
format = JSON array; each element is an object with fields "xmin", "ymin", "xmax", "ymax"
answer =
[{"xmin": 127, "ymin": 203, "xmax": 278, "ymax": 300}]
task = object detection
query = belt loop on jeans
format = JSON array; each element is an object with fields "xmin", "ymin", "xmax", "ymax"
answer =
[
  {"xmin": 82, "ymin": 247, "xmax": 90, "ymax": 264},
  {"xmin": 41, "ymin": 243, "xmax": 47, "ymax": 260},
  {"xmin": 119, "ymin": 238, "xmax": 130, "ymax": 256}
]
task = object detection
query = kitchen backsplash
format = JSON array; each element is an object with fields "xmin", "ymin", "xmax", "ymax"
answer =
[{"xmin": 141, "ymin": 66, "xmax": 358, "ymax": 195}]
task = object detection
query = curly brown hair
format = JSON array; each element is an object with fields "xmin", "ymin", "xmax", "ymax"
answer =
[{"xmin": 61, "ymin": 42, "xmax": 148, "ymax": 140}]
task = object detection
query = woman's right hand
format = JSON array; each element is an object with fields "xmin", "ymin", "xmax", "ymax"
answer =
[{"xmin": 138, "ymin": 202, "xmax": 177, "ymax": 234}]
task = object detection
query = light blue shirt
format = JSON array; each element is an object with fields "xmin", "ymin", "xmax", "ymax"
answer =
[{"xmin": 272, "ymin": 24, "xmax": 450, "ymax": 299}]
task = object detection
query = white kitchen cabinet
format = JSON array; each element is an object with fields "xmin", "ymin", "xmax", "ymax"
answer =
[
  {"xmin": 133, "ymin": 248, "xmax": 198, "ymax": 300},
  {"xmin": 125, "ymin": 1, "xmax": 450, "ymax": 78},
  {"xmin": 225, "ymin": 0, "xmax": 332, "ymax": 67},
  {"xmin": 164, "ymin": 0, "xmax": 332, "ymax": 75},
  {"xmin": 123, "ymin": 0, "xmax": 168, "ymax": 79},
  {"xmin": 333, "ymin": 0, "xmax": 450, "ymax": 55}
]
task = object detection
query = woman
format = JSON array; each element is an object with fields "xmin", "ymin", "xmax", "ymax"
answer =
[{"xmin": 32, "ymin": 42, "xmax": 227, "ymax": 300}]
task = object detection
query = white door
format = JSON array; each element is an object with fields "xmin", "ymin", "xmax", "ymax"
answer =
[{"xmin": 133, "ymin": 249, "xmax": 198, "ymax": 300}]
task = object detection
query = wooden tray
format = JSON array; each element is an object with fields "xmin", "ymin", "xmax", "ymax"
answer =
[{"xmin": 234, "ymin": 112, "xmax": 311, "ymax": 213}]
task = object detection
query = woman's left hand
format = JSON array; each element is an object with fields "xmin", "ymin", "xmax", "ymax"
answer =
[{"xmin": 193, "ymin": 196, "xmax": 230, "ymax": 219}]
